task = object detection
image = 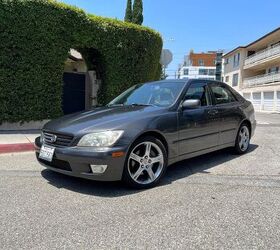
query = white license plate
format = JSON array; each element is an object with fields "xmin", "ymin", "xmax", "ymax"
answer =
[{"xmin": 39, "ymin": 145, "xmax": 55, "ymax": 162}]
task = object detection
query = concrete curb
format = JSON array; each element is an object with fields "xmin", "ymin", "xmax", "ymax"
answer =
[
  {"xmin": 0, "ymin": 120, "xmax": 49, "ymax": 131},
  {"xmin": 0, "ymin": 143, "xmax": 35, "ymax": 154}
]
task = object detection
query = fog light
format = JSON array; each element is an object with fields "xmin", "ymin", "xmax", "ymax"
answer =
[{"xmin": 90, "ymin": 165, "xmax": 108, "ymax": 174}]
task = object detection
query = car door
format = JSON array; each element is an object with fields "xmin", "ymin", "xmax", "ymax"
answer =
[
  {"xmin": 178, "ymin": 82, "xmax": 220, "ymax": 156},
  {"xmin": 208, "ymin": 82, "xmax": 241, "ymax": 145}
]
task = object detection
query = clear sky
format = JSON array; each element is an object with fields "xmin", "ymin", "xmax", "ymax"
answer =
[{"xmin": 60, "ymin": 0, "xmax": 280, "ymax": 78}]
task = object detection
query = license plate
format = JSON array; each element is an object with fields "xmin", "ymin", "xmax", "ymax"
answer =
[{"xmin": 39, "ymin": 145, "xmax": 55, "ymax": 162}]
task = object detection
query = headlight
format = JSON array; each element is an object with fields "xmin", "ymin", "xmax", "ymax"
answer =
[{"xmin": 77, "ymin": 130, "xmax": 124, "ymax": 147}]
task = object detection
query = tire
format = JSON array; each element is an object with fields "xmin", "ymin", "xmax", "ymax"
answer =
[
  {"xmin": 122, "ymin": 136, "xmax": 168, "ymax": 189},
  {"xmin": 233, "ymin": 123, "xmax": 250, "ymax": 154}
]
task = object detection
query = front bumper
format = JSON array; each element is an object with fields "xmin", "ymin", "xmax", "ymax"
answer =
[{"xmin": 35, "ymin": 137, "xmax": 127, "ymax": 181}]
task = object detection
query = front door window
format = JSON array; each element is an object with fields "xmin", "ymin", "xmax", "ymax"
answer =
[{"xmin": 184, "ymin": 84, "xmax": 211, "ymax": 106}]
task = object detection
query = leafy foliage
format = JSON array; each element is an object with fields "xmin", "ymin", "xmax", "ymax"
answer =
[
  {"xmin": 0, "ymin": 0, "xmax": 162, "ymax": 122},
  {"xmin": 132, "ymin": 0, "xmax": 143, "ymax": 25},
  {"xmin": 124, "ymin": 0, "xmax": 133, "ymax": 22}
]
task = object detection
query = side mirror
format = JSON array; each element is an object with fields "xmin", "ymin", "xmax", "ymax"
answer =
[{"xmin": 182, "ymin": 99, "xmax": 201, "ymax": 109}]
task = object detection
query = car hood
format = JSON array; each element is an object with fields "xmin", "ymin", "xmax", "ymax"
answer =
[{"xmin": 43, "ymin": 106, "xmax": 165, "ymax": 135}]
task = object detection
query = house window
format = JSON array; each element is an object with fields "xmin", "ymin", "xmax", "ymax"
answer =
[
  {"xmin": 224, "ymin": 58, "xmax": 229, "ymax": 64},
  {"xmin": 233, "ymin": 53, "xmax": 240, "ymax": 67},
  {"xmin": 208, "ymin": 69, "xmax": 215, "ymax": 76},
  {"xmin": 232, "ymin": 73, "xmax": 239, "ymax": 86},
  {"xmin": 198, "ymin": 68, "xmax": 208, "ymax": 75},
  {"xmin": 268, "ymin": 66, "xmax": 279, "ymax": 74},
  {"xmin": 198, "ymin": 59, "xmax": 204, "ymax": 66},
  {"xmin": 225, "ymin": 76, "xmax": 229, "ymax": 82},
  {"xmin": 183, "ymin": 69, "xmax": 189, "ymax": 75}
]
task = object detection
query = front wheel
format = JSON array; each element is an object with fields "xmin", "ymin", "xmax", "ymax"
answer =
[
  {"xmin": 122, "ymin": 136, "xmax": 168, "ymax": 189},
  {"xmin": 234, "ymin": 124, "xmax": 250, "ymax": 154}
]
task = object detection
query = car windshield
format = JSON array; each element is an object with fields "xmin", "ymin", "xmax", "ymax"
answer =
[{"xmin": 108, "ymin": 81, "xmax": 186, "ymax": 107}]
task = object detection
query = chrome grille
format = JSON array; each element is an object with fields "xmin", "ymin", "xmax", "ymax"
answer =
[{"xmin": 42, "ymin": 131, "xmax": 73, "ymax": 147}]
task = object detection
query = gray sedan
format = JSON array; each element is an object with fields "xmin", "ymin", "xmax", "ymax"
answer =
[{"xmin": 35, "ymin": 79, "xmax": 256, "ymax": 188}]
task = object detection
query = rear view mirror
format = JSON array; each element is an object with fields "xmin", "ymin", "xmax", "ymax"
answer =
[{"xmin": 182, "ymin": 99, "xmax": 201, "ymax": 109}]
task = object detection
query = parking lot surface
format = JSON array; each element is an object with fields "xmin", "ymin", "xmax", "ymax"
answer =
[{"xmin": 0, "ymin": 113, "xmax": 280, "ymax": 249}]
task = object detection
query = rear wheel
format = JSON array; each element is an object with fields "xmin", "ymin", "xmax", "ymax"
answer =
[
  {"xmin": 123, "ymin": 136, "xmax": 168, "ymax": 189},
  {"xmin": 234, "ymin": 123, "xmax": 250, "ymax": 154}
]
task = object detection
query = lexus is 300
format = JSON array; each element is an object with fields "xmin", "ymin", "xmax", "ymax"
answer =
[{"xmin": 35, "ymin": 79, "xmax": 256, "ymax": 188}]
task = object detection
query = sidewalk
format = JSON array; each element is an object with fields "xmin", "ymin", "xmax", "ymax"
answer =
[{"xmin": 0, "ymin": 131, "xmax": 39, "ymax": 154}]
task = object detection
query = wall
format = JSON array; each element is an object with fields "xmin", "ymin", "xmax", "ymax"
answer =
[
  {"xmin": 189, "ymin": 53, "xmax": 216, "ymax": 67},
  {"xmin": 179, "ymin": 66, "xmax": 216, "ymax": 80},
  {"xmin": 223, "ymin": 48, "xmax": 247, "ymax": 90}
]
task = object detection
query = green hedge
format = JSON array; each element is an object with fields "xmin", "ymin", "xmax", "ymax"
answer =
[{"xmin": 0, "ymin": 0, "xmax": 162, "ymax": 122}]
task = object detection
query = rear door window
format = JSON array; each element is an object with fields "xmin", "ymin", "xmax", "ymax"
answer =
[{"xmin": 210, "ymin": 84, "xmax": 237, "ymax": 105}]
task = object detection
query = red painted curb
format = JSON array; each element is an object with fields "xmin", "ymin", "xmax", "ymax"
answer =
[{"xmin": 0, "ymin": 143, "xmax": 35, "ymax": 154}]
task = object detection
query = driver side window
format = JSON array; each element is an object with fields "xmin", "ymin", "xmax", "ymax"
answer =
[{"xmin": 184, "ymin": 84, "xmax": 210, "ymax": 106}]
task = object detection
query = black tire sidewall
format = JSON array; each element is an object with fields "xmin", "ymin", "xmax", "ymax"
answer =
[
  {"xmin": 122, "ymin": 136, "xmax": 168, "ymax": 189},
  {"xmin": 234, "ymin": 124, "xmax": 250, "ymax": 154}
]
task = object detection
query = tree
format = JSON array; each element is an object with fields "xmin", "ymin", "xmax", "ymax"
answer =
[
  {"xmin": 132, "ymin": 0, "xmax": 143, "ymax": 25},
  {"xmin": 124, "ymin": 0, "xmax": 133, "ymax": 22}
]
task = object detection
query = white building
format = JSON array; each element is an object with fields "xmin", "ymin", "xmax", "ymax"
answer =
[
  {"xmin": 178, "ymin": 51, "xmax": 217, "ymax": 80},
  {"xmin": 223, "ymin": 27, "xmax": 280, "ymax": 112}
]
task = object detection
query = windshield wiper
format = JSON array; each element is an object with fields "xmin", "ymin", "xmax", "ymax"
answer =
[
  {"xmin": 129, "ymin": 103, "xmax": 154, "ymax": 107},
  {"xmin": 107, "ymin": 104, "xmax": 124, "ymax": 107}
]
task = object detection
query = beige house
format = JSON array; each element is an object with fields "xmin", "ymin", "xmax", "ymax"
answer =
[{"xmin": 223, "ymin": 27, "xmax": 280, "ymax": 112}]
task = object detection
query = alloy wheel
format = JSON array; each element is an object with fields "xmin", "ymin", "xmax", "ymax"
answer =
[
  {"xmin": 238, "ymin": 126, "xmax": 250, "ymax": 152},
  {"xmin": 128, "ymin": 141, "xmax": 164, "ymax": 185}
]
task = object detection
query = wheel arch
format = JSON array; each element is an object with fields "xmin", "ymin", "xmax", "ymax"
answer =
[
  {"xmin": 239, "ymin": 119, "xmax": 252, "ymax": 138},
  {"xmin": 130, "ymin": 130, "xmax": 169, "ymax": 157}
]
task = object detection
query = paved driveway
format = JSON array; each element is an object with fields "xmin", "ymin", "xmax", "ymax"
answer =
[{"xmin": 0, "ymin": 113, "xmax": 280, "ymax": 249}]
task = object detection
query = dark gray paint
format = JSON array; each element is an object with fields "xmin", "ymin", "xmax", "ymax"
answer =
[{"xmin": 35, "ymin": 79, "xmax": 256, "ymax": 181}]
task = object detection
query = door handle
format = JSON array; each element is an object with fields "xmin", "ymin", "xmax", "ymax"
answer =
[{"xmin": 208, "ymin": 109, "xmax": 218, "ymax": 115}]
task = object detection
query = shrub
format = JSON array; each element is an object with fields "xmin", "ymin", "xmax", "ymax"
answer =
[{"xmin": 0, "ymin": 0, "xmax": 162, "ymax": 122}]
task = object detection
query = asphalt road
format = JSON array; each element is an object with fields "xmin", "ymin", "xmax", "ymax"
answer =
[{"xmin": 1, "ymin": 113, "xmax": 280, "ymax": 249}]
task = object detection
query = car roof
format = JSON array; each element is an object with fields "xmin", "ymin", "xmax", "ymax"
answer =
[
  {"xmin": 148, "ymin": 79, "xmax": 225, "ymax": 85},
  {"xmin": 147, "ymin": 79, "xmax": 189, "ymax": 84}
]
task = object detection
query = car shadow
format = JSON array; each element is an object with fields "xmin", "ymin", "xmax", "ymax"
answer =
[
  {"xmin": 161, "ymin": 144, "xmax": 258, "ymax": 185},
  {"xmin": 41, "ymin": 144, "xmax": 258, "ymax": 197}
]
